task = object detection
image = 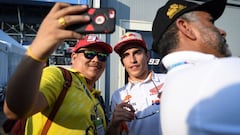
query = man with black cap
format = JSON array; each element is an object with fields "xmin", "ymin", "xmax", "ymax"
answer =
[
  {"xmin": 152, "ymin": 0, "xmax": 240, "ymax": 134},
  {"xmin": 106, "ymin": 32, "xmax": 165, "ymax": 135}
]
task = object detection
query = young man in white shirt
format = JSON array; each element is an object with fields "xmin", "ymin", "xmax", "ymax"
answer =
[{"xmin": 107, "ymin": 32, "xmax": 165, "ymax": 135}]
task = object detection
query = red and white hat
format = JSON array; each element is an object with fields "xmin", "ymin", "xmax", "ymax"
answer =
[
  {"xmin": 72, "ymin": 34, "xmax": 113, "ymax": 53},
  {"xmin": 114, "ymin": 32, "xmax": 147, "ymax": 55}
]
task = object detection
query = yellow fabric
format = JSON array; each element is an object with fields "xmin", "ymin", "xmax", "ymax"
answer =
[{"xmin": 25, "ymin": 66, "xmax": 106, "ymax": 135}]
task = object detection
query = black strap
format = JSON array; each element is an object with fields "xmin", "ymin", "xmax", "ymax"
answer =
[
  {"xmin": 41, "ymin": 67, "xmax": 72, "ymax": 135},
  {"xmin": 95, "ymin": 95, "xmax": 109, "ymax": 125}
]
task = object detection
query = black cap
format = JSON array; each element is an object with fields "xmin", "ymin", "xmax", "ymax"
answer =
[{"xmin": 152, "ymin": 0, "xmax": 227, "ymax": 53}]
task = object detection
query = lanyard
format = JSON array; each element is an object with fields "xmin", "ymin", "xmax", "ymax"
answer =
[
  {"xmin": 73, "ymin": 73, "xmax": 104, "ymax": 135},
  {"xmin": 73, "ymin": 73, "xmax": 93, "ymax": 100},
  {"xmin": 72, "ymin": 73, "xmax": 99, "ymax": 115}
]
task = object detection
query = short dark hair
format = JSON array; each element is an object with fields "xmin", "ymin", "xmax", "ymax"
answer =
[
  {"xmin": 120, "ymin": 46, "xmax": 148, "ymax": 66},
  {"xmin": 157, "ymin": 21, "xmax": 179, "ymax": 59},
  {"xmin": 157, "ymin": 12, "xmax": 197, "ymax": 59}
]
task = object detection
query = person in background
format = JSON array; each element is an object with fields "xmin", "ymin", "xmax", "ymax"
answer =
[
  {"xmin": 4, "ymin": 2, "xmax": 112, "ymax": 135},
  {"xmin": 151, "ymin": 0, "xmax": 240, "ymax": 134},
  {"xmin": 106, "ymin": 32, "xmax": 165, "ymax": 135}
]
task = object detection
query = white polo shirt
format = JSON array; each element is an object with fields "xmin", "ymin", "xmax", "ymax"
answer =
[
  {"xmin": 110, "ymin": 71, "xmax": 165, "ymax": 135},
  {"xmin": 161, "ymin": 51, "xmax": 240, "ymax": 135}
]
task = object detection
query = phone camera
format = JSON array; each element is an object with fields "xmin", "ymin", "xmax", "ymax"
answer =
[{"xmin": 95, "ymin": 15, "xmax": 105, "ymax": 25}]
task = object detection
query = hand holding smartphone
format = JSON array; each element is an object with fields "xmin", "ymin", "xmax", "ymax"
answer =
[{"xmin": 67, "ymin": 8, "xmax": 116, "ymax": 34}]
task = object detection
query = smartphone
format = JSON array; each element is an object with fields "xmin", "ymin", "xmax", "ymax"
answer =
[{"xmin": 67, "ymin": 8, "xmax": 116, "ymax": 34}]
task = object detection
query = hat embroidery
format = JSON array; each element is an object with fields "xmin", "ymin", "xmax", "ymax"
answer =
[
  {"xmin": 87, "ymin": 35, "xmax": 97, "ymax": 42},
  {"xmin": 121, "ymin": 32, "xmax": 138, "ymax": 41},
  {"xmin": 167, "ymin": 4, "xmax": 186, "ymax": 19},
  {"xmin": 86, "ymin": 34, "xmax": 103, "ymax": 42}
]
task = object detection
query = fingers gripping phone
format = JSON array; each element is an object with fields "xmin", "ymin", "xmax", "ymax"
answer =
[{"xmin": 67, "ymin": 8, "xmax": 116, "ymax": 34}]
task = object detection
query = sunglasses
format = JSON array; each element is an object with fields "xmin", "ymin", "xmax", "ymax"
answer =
[{"xmin": 75, "ymin": 50, "xmax": 108, "ymax": 62}]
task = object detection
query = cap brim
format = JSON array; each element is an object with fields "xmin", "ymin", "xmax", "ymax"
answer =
[
  {"xmin": 88, "ymin": 42, "xmax": 113, "ymax": 54},
  {"xmin": 196, "ymin": 0, "xmax": 226, "ymax": 21},
  {"xmin": 114, "ymin": 39, "xmax": 146, "ymax": 54}
]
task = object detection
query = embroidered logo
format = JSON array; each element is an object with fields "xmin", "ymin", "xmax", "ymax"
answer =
[
  {"xmin": 167, "ymin": 4, "xmax": 187, "ymax": 19},
  {"xmin": 149, "ymin": 83, "xmax": 164, "ymax": 95},
  {"xmin": 152, "ymin": 99, "xmax": 160, "ymax": 105},
  {"xmin": 120, "ymin": 32, "xmax": 143, "ymax": 42},
  {"xmin": 86, "ymin": 34, "xmax": 103, "ymax": 42},
  {"xmin": 122, "ymin": 95, "xmax": 132, "ymax": 103}
]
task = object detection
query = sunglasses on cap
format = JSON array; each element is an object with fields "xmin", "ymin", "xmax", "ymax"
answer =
[{"xmin": 75, "ymin": 50, "xmax": 109, "ymax": 62}]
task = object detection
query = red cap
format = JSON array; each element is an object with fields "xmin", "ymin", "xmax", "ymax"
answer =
[
  {"xmin": 114, "ymin": 32, "xmax": 147, "ymax": 55},
  {"xmin": 72, "ymin": 34, "xmax": 113, "ymax": 53}
]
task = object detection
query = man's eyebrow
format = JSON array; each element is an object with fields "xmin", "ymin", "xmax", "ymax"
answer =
[{"xmin": 122, "ymin": 52, "xmax": 129, "ymax": 56}]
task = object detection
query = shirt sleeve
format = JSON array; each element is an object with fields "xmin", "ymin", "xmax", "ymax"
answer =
[{"xmin": 39, "ymin": 66, "xmax": 64, "ymax": 106}]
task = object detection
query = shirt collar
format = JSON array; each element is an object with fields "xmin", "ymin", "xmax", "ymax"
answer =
[
  {"xmin": 162, "ymin": 51, "xmax": 217, "ymax": 71},
  {"xmin": 128, "ymin": 70, "xmax": 153, "ymax": 84},
  {"xmin": 68, "ymin": 67, "xmax": 101, "ymax": 95}
]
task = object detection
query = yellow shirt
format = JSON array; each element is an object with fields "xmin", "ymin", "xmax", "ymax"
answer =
[{"xmin": 25, "ymin": 66, "xmax": 106, "ymax": 135}]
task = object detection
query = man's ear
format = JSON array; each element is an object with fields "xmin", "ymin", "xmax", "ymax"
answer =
[
  {"xmin": 71, "ymin": 53, "xmax": 76, "ymax": 59},
  {"xmin": 71, "ymin": 52, "xmax": 77, "ymax": 64},
  {"xmin": 176, "ymin": 18, "xmax": 196, "ymax": 40}
]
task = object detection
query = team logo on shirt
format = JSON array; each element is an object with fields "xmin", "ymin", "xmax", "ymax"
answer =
[
  {"xmin": 149, "ymin": 83, "xmax": 164, "ymax": 95},
  {"xmin": 122, "ymin": 94, "xmax": 132, "ymax": 103}
]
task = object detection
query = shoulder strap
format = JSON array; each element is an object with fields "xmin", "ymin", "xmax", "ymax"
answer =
[
  {"xmin": 41, "ymin": 66, "xmax": 72, "ymax": 135},
  {"xmin": 95, "ymin": 94, "xmax": 109, "ymax": 125}
]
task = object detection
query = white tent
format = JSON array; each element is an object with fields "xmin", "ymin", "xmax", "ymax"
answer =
[{"xmin": 0, "ymin": 30, "xmax": 26, "ymax": 101}]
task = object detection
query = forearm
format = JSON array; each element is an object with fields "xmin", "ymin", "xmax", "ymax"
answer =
[{"xmin": 4, "ymin": 55, "xmax": 46, "ymax": 118}]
